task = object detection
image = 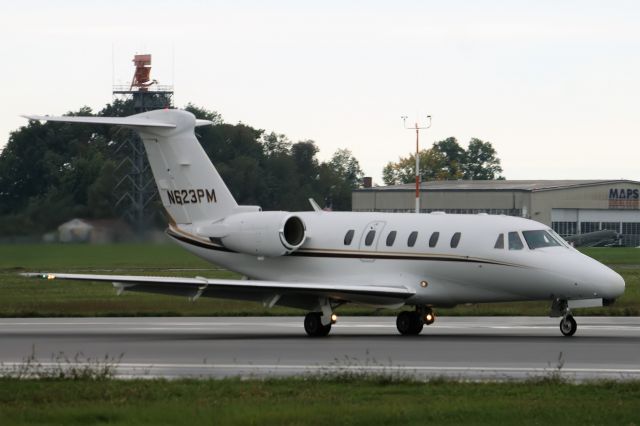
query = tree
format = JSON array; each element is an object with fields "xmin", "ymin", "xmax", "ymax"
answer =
[
  {"xmin": 261, "ymin": 132, "xmax": 291, "ymax": 157},
  {"xmin": 382, "ymin": 137, "xmax": 505, "ymax": 185},
  {"xmin": 184, "ymin": 103, "xmax": 223, "ymax": 124},
  {"xmin": 382, "ymin": 148, "xmax": 448, "ymax": 185},
  {"xmin": 432, "ymin": 137, "xmax": 465, "ymax": 179},
  {"xmin": 463, "ymin": 138, "xmax": 504, "ymax": 180},
  {"xmin": 323, "ymin": 149, "xmax": 364, "ymax": 210},
  {"xmin": 87, "ymin": 160, "xmax": 118, "ymax": 218}
]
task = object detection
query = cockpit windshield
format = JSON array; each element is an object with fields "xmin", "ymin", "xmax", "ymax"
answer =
[
  {"xmin": 522, "ymin": 230, "xmax": 562, "ymax": 249},
  {"xmin": 547, "ymin": 228, "xmax": 571, "ymax": 248}
]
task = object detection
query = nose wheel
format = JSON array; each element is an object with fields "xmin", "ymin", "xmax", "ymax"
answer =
[
  {"xmin": 551, "ymin": 299, "xmax": 578, "ymax": 337},
  {"xmin": 559, "ymin": 314, "xmax": 577, "ymax": 337}
]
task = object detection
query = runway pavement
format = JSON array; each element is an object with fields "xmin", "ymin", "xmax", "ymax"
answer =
[{"xmin": 1, "ymin": 316, "xmax": 639, "ymax": 381}]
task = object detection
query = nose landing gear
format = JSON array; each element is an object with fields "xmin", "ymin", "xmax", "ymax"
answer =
[
  {"xmin": 551, "ymin": 298, "xmax": 578, "ymax": 337},
  {"xmin": 559, "ymin": 314, "xmax": 577, "ymax": 337}
]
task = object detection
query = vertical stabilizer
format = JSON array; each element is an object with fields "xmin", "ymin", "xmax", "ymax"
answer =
[{"xmin": 133, "ymin": 110, "xmax": 238, "ymax": 224}]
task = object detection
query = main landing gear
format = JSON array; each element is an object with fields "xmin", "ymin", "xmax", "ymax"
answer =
[
  {"xmin": 396, "ymin": 307, "xmax": 436, "ymax": 336},
  {"xmin": 304, "ymin": 312, "xmax": 332, "ymax": 337},
  {"xmin": 551, "ymin": 298, "xmax": 578, "ymax": 337},
  {"xmin": 304, "ymin": 297, "xmax": 339, "ymax": 337}
]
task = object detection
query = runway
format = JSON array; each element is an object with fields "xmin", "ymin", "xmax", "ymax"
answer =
[{"xmin": 1, "ymin": 316, "xmax": 639, "ymax": 381}]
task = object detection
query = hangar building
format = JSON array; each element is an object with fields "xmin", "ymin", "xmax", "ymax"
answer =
[{"xmin": 352, "ymin": 180, "xmax": 640, "ymax": 246}]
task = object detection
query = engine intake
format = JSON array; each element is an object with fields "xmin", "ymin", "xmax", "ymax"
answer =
[
  {"xmin": 202, "ymin": 211, "xmax": 307, "ymax": 257},
  {"xmin": 281, "ymin": 215, "xmax": 306, "ymax": 249}
]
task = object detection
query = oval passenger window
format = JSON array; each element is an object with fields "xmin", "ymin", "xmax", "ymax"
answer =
[
  {"xmin": 429, "ymin": 232, "xmax": 439, "ymax": 248},
  {"xmin": 365, "ymin": 230, "xmax": 376, "ymax": 246},
  {"xmin": 344, "ymin": 229, "xmax": 355, "ymax": 245},
  {"xmin": 450, "ymin": 232, "xmax": 461, "ymax": 248},
  {"xmin": 386, "ymin": 231, "xmax": 397, "ymax": 247},
  {"xmin": 407, "ymin": 231, "xmax": 418, "ymax": 247}
]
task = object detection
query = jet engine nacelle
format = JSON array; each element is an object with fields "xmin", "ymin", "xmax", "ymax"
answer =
[{"xmin": 203, "ymin": 211, "xmax": 307, "ymax": 257}]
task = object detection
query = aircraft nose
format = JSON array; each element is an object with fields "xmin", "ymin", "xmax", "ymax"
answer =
[
  {"xmin": 609, "ymin": 269, "xmax": 625, "ymax": 298},
  {"xmin": 597, "ymin": 264, "xmax": 625, "ymax": 300}
]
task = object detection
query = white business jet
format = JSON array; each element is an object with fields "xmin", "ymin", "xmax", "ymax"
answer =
[{"xmin": 23, "ymin": 110, "xmax": 625, "ymax": 337}]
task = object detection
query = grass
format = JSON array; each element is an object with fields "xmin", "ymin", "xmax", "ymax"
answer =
[
  {"xmin": 0, "ymin": 243, "xmax": 638, "ymax": 317},
  {"xmin": 0, "ymin": 377, "xmax": 639, "ymax": 425},
  {"xmin": 581, "ymin": 247, "xmax": 640, "ymax": 265}
]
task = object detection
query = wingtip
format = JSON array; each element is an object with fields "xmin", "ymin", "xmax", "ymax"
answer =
[{"xmin": 20, "ymin": 272, "xmax": 56, "ymax": 280}]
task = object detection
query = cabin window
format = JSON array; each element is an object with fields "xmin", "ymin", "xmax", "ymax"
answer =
[
  {"xmin": 429, "ymin": 232, "xmax": 439, "ymax": 248},
  {"xmin": 365, "ymin": 230, "xmax": 376, "ymax": 246},
  {"xmin": 522, "ymin": 230, "xmax": 562, "ymax": 249},
  {"xmin": 508, "ymin": 231, "xmax": 524, "ymax": 250},
  {"xmin": 344, "ymin": 229, "xmax": 355, "ymax": 245},
  {"xmin": 407, "ymin": 231, "xmax": 418, "ymax": 247},
  {"xmin": 450, "ymin": 232, "xmax": 461, "ymax": 248},
  {"xmin": 494, "ymin": 234, "xmax": 504, "ymax": 249},
  {"xmin": 386, "ymin": 231, "xmax": 397, "ymax": 247}
]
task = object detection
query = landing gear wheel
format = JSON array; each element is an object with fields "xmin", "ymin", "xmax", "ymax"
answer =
[
  {"xmin": 304, "ymin": 312, "xmax": 332, "ymax": 337},
  {"xmin": 396, "ymin": 311, "xmax": 423, "ymax": 336},
  {"xmin": 559, "ymin": 315, "xmax": 577, "ymax": 337}
]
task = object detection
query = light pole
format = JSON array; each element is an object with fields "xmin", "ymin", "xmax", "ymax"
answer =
[{"xmin": 402, "ymin": 115, "xmax": 432, "ymax": 213}]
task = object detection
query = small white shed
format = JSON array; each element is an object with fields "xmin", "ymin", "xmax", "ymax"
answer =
[{"xmin": 58, "ymin": 218, "xmax": 94, "ymax": 243}]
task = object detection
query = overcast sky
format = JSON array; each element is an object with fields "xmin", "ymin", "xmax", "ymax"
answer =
[{"xmin": 1, "ymin": 0, "xmax": 638, "ymax": 183}]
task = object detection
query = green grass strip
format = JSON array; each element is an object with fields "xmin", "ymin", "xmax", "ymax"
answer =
[{"xmin": 0, "ymin": 377, "xmax": 639, "ymax": 425}]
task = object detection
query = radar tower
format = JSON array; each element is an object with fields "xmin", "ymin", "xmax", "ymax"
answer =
[{"xmin": 112, "ymin": 54, "xmax": 174, "ymax": 234}]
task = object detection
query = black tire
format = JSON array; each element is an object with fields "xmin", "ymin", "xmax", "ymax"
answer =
[
  {"xmin": 397, "ymin": 311, "xmax": 423, "ymax": 336},
  {"xmin": 559, "ymin": 315, "xmax": 577, "ymax": 337},
  {"xmin": 411, "ymin": 312, "xmax": 424, "ymax": 334},
  {"xmin": 396, "ymin": 311, "xmax": 413, "ymax": 335},
  {"xmin": 318, "ymin": 323, "xmax": 332, "ymax": 337},
  {"xmin": 304, "ymin": 312, "xmax": 331, "ymax": 337}
]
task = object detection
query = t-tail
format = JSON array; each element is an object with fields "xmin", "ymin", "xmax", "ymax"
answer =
[{"xmin": 24, "ymin": 110, "xmax": 239, "ymax": 224}]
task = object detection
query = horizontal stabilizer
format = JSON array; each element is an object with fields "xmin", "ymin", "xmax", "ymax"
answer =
[{"xmin": 22, "ymin": 114, "xmax": 177, "ymax": 128}]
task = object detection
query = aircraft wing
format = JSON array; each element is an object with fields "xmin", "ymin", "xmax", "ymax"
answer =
[{"xmin": 21, "ymin": 273, "xmax": 415, "ymax": 309}]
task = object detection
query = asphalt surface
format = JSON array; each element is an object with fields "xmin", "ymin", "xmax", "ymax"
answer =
[{"xmin": 1, "ymin": 316, "xmax": 639, "ymax": 381}]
